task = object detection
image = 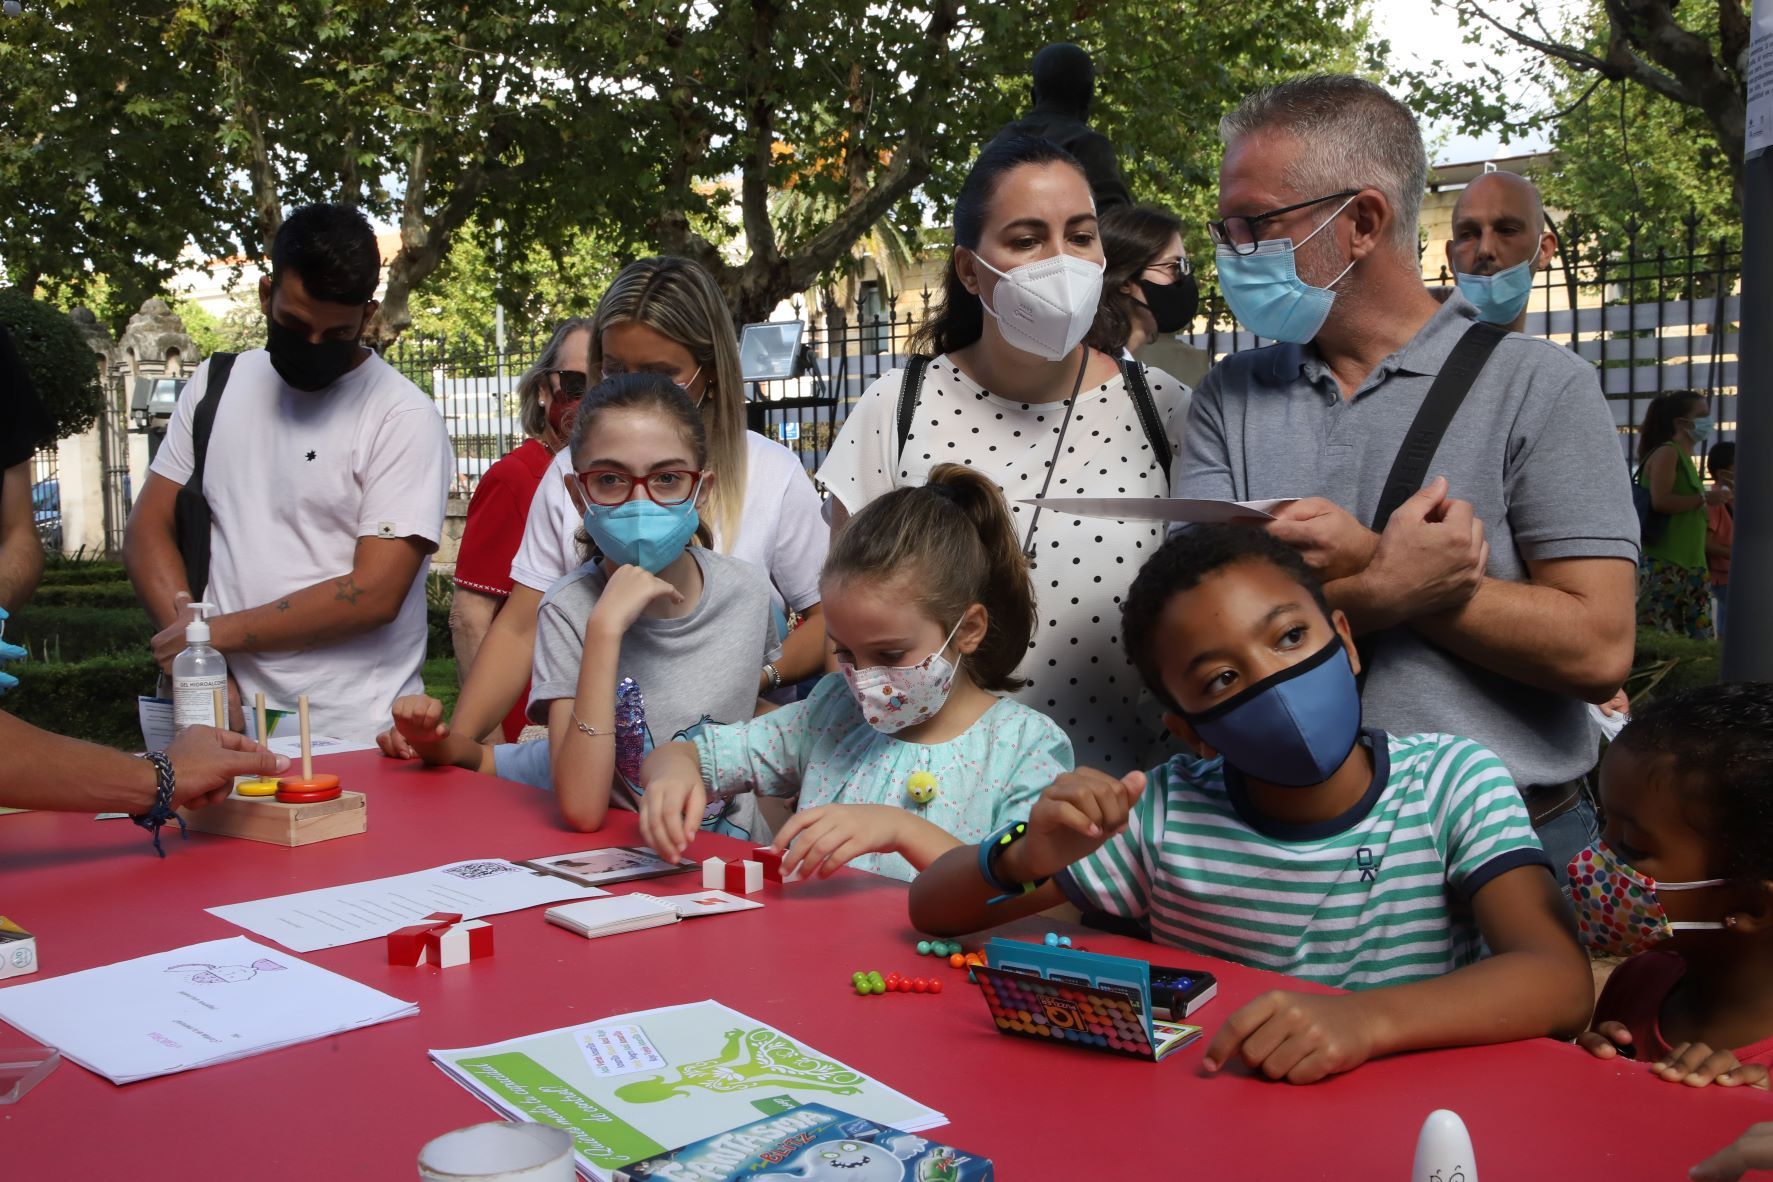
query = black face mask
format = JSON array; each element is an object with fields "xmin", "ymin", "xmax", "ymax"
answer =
[
  {"xmin": 266, "ymin": 315, "xmax": 364, "ymax": 391},
  {"xmin": 1136, "ymin": 273, "xmax": 1199, "ymax": 335}
]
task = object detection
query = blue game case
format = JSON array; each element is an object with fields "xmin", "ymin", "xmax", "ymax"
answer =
[{"xmin": 613, "ymin": 1102, "xmax": 992, "ymax": 1181}]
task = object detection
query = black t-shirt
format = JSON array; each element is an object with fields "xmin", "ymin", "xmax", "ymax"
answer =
[
  {"xmin": 0, "ymin": 323, "xmax": 54, "ymax": 490},
  {"xmin": 991, "ymin": 106, "xmax": 1132, "ymax": 210}
]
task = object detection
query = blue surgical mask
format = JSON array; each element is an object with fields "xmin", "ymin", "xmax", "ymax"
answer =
[
  {"xmin": 582, "ymin": 494, "xmax": 701, "ymax": 573},
  {"xmin": 1689, "ymin": 417, "xmax": 1715, "ymax": 441},
  {"xmin": 1183, "ymin": 639, "xmax": 1362, "ymax": 787},
  {"xmin": 1455, "ymin": 257, "xmax": 1535, "ymax": 325},
  {"xmin": 1213, "ymin": 195, "xmax": 1357, "ymax": 344}
]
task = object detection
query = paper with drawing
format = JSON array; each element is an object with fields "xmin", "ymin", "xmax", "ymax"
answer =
[{"xmin": 0, "ymin": 936, "xmax": 416, "ymax": 1085}]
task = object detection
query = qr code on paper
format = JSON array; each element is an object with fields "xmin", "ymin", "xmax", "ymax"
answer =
[{"xmin": 442, "ymin": 861, "xmax": 518, "ymax": 880}]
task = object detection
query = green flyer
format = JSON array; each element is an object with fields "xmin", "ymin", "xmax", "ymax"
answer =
[{"xmin": 429, "ymin": 1000, "xmax": 944, "ymax": 1181}]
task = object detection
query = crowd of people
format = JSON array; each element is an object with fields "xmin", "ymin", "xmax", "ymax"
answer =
[{"xmin": 3, "ymin": 56, "xmax": 1767, "ymax": 1172}]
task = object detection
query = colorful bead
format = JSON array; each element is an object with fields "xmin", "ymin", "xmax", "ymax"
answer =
[
  {"xmin": 915, "ymin": 940, "xmax": 931, "ymax": 956},
  {"xmin": 948, "ymin": 952, "xmax": 965, "ymax": 968},
  {"xmin": 929, "ymin": 979, "xmax": 944, "ymax": 994}
]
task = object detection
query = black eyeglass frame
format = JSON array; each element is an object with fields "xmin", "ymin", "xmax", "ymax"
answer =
[
  {"xmin": 541, "ymin": 368, "xmax": 591, "ymax": 400},
  {"xmin": 1207, "ymin": 189, "xmax": 1361, "ymax": 256}
]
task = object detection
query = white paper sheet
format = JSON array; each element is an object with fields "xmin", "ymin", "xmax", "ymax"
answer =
[
  {"xmin": 208, "ymin": 859, "xmax": 611, "ymax": 952},
  {"xmin": 266, "ymin": 732, "xmax": 378, "ymax": 758},
  {"xmin": 1021, "ymin": 495, "xmax": 1294, "ymax": 523},
  {"xmin": 0, "ymin": 936, "xmax": 416, "ymax": 1085}
]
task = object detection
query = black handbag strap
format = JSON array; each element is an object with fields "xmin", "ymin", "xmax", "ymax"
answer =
[
  {"xmin": 1115, "ymin": 356, "xmax": 1172, "ymax": 483},
  {"xmin": 187, "ymin": 352, "xmax": 238, "ymax": 499},
  {"xmin": 893, "ymin": 353, "xmax": 931, "ymax": 460},
  {"xmin": 1369, "ymin": 322, "xmax": 1507, "ymax": 531}
]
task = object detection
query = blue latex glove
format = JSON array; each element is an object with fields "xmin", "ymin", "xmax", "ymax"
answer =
[{"xmin": 0, "ymin": 606, "xmax": 24, "ymax": 695}]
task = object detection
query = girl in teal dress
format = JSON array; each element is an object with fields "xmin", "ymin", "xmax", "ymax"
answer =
[
  {"xmin": 638, "ymin": 463, "xmax": 1074, "ymax": 881},
  {"xmin": 1636, "ymin": 391, "xmax": 1732, "ymax": 639}
]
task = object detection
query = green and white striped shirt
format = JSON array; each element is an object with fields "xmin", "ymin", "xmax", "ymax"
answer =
[{"xmin": 1058, "ymin": 730, "xmax": 1549, "ymax": 990}]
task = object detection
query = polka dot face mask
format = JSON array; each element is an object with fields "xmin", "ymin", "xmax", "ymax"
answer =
[
  {"xmin": 839, "ymin": 620, "xmax": 962, "ymax": 735},
  {"xmin": 1567, "ymin": 839, "xmax": 1727, "ymax": 958}
]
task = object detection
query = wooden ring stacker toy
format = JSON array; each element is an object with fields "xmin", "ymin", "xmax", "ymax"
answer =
[
  {"xmin": 236, "ymin": 690, "xmax": 280, "ymax": 797},
  {"xmin": 277, "ymin": 694, "xmax": 343, "ymax": 803}
]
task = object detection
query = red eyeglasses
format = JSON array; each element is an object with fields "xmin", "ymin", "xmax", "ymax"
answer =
[{"xmin": 573, "ymin": 468, "xmax": 705, "ymax": 507}]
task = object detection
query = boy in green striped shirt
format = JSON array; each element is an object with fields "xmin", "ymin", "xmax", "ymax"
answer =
[{"xmin": 911, "ymin": 525, "xmax": 1592, "ymax": 1083}]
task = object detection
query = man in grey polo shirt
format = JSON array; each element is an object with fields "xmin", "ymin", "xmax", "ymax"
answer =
[{"xmin": 1174, "ymin": 75, "xmax": 1638, "ymax": 881}]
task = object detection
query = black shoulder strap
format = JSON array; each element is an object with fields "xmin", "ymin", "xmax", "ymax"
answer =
[
  {"xmin": 1116, "ymin": 356, "xmax": 1172, "ymax": 483},
  {"xmin": 894, "ymin": 354, "xmax": 931, "ymax": 460},
  {"xmin": 1369, "ymin": 322, "xmax": 1507, "ymax": 532},
  {"xmin": 187, "ymin": 352, "xmax": 238, "ymax": 498}
]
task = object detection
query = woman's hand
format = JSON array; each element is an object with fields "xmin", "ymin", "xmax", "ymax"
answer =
[{"xmin": 773, "ymin": 803, "xmax": 908, "ymax": 880}]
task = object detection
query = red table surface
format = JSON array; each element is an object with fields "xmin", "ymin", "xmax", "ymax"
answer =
[{"xmin": 2, "ymin": 751, "xmax": 1763, "ymax": 1180}]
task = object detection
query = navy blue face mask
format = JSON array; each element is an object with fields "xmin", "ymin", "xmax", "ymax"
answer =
[{"xmin": 1182, "ymin": 638, "xmax": 1362, "ymax": 788}]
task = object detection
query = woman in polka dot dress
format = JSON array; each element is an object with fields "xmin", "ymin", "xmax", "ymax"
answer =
[
  {"xmin": 818, "ymin": 136, "xmax": 1190, "ymax": 776},
  {"xmin": 637, "ymin": 464, "xmax": 1073, "ymax": 882}
]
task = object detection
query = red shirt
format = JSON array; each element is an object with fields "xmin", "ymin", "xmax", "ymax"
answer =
[
  {"xmin": 453, "ymin": 438, "xmax": 555, "ymax": 742},
  {"xmin": 1594, "ymin": 949, "xmax": 1773, "ymax": 1066}
]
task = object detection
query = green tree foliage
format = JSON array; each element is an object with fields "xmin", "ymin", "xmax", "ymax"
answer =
[
  {"xmin": 0, "ymin": 290, "xmax": 104, "ymax": 443},
  {"xmin": 1390, "ymin": 0, "xmax": 1749, "ymax": 221},
  {"xmin": 4, "ymin": 1, "xmax": 1365, "ymax": 341},
  {"xmin": 405, "ymin": 223, "xmax": 622, "ymax": 347},
  {"xmin": 175, "ymin": 299, "xmax": 267, "ymax": 357}
]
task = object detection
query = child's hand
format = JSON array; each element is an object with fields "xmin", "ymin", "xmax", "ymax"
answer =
[
  {"xmin": 1003, "ymin": 769, "xmax": 1147, "ymax": 884},
  {"xmin": 1576, "ymin": 1021, "xmax": 1635, "ymax": 1059},
  {"xmin": 375, "ymin": 725, "xmax": 417, "ymax": 760},
  {"xmin": 1202, "ymin": 990, "xmax": 1377, "ymax": 1084},
  {"xmin": 589, "ymin": 566, "xmax": 685, "ymax": 638},
  {"xmin": 637, "ymin": 762, "xmax": 708, "ymax": 863},
  {"xmin": 389, "ymin": 695, "xmax": 450, "ymax": 757},
  {"xmin": 1652, "ymin": 1042, "xmax": 1772, "ymax": 1090},
  {"xmin": 773, "ymin": 804, "xmax": 904, "ymax": 880},
  {"xmin": 1692, "ymin": 1122, "xmax": 1773, "ymax": 1181}
]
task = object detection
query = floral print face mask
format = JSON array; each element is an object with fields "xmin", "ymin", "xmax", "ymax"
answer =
[
  {"xmin": 1567, "ymin": 839, "xmax": 1728, "ymax": 957},
  {"xmin": 839, "ymin": 620, "xmax": 963, "ymax": 735}
]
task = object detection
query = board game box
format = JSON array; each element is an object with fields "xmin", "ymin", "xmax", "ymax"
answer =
[{"xmin": 615, "ymin": 1102, "xmax": 991, "ymax": 1182}]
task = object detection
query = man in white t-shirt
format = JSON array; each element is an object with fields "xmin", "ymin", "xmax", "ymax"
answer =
[{"xmin": 125, "ymin": 204, "xmax": 451, "ymax": 744}]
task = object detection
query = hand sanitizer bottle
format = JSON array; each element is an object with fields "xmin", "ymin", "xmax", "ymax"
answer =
[{"xmin": 171, "ymin": 602, "xmax": 228, "ymax": 732}]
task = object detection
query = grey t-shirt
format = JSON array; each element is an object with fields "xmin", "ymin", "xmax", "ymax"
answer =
[
  {"xmin": 529, "ymin": 547, "xmax": 783, "ymax": 840},
  {"xmin": 1174, "ymin": 290, "xmax": 1638, "ymax": 788}
]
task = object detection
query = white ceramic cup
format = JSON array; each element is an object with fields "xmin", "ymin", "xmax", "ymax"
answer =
[{"xmin": 417, "ymin": 1121, "xmax": 575, "ymax": 1182}]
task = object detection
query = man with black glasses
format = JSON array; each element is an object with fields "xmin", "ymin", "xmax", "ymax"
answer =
[
  {"xmin": 125, "ymin": 204, "xmax": 450, "ymax": 745},
  {"xmin": 1172, "ymin": 75, "xmax": 1638, "ymax": 881}
]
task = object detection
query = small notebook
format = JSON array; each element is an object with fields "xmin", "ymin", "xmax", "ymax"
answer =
[{"xmin": 545, "ymin": 890, "xmax": 762, "ymax": 939}]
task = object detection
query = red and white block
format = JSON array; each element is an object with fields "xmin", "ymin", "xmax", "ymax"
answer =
[
  {"xmin": 424, "ymin": 919, "xmax": 494, "ymax": 969},
  {"xmin": 700, "ymin": 856, "xmax": 765, "ymax": 895},
  {"xmin": 386, "ymin": 911, "xmax": 464, "ymax": 966}
]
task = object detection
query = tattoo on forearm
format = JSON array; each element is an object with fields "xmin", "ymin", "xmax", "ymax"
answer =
[
  {"xmin": 333, "ymin": 576, "xmax": 363, "ymax": 605},
  {"xmin": 276, "ymin": 598, "xmax": 291, "ymax": 612},
  {"xmin": 244, "ymin": 631, "xmax": 260, "ymax": 652}
]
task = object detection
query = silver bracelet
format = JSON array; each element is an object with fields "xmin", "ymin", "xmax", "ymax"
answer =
[
  {"xmin": 762, "ymin": 662, "xmax": 782, "ymax": 692},
  {"xmin": 570, "ymin": 710, "xmax": 613, "ymax": 739}
]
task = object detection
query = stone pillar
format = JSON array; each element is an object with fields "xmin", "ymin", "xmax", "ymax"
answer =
[
  {"xmin": 110, "ymin": 299, "xmax": 201, "ymax": 552},
  {"xmin": 54, "ymin": 309, "xmax": 117, "ymax": 557}
]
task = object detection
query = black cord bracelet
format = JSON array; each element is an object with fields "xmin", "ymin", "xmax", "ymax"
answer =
[{"xmin": 131, "ymin": 750, "xmax": 186, "ymax": 858}]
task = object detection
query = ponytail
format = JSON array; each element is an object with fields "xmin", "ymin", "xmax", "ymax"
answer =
[{"xmin": 823, "ymin": 463, "xmax": 1036, "ymax": 692}]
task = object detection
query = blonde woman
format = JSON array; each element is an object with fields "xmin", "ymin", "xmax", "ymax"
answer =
[{"xmin": 387, "ymin": 256, "xmax": 827, "ymax": 761}]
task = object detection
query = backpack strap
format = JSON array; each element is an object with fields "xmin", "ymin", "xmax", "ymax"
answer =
[
  {"xmin": 1369, "ymin": 322, "xmax": 1507, "ymax": 532},
  {"xmin": 188, "ymin": 352, "xmax": 238, "ymax": 500},
  {"xmin": 1115, "ymin": 356, "xmax": 1172, "ymax": 483},
  {"xmin": 893, "ymin": 354, "xmax": 931, "ymax": 466}
]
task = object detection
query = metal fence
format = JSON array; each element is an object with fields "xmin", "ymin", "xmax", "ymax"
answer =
[
  {"xmin": 30, "ymin": 446, "xmax": 60, "ymax": 550},
  {"xmin": 322, "ymin": 232, "xmax": 1754, "ymax": 494}
]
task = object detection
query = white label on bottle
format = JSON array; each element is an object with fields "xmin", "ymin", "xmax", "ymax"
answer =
[{"xmin": 173, "ymin": 675, "xmax": 230, "ymax": 728}]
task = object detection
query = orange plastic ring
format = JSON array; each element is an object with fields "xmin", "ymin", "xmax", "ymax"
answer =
[{"xmin": 276, "ymin": 774, "xmax": 342, "ymax": 803}]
